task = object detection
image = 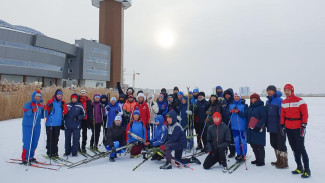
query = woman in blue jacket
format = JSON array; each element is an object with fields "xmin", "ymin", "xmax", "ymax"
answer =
[
  {"xmin": 21, "ymin": 90, "xmax": 45, "ymax": 164},
  {"xmin": 229, "ymin": 92, "xmax": 248, "ymax": 162},
  {"xmin": 247, "ymin": 93, "xmax": 267, "ymax": 166},
  {"xmin": 105, "ymin": 97, "xmax": 122, "ymax": 128}
]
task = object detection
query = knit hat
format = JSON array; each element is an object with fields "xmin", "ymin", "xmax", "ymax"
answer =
[
  {"xmin": 158, "ymin": 94, "xmax": 164, "ymax": 99},
  {"xmin": 137, "ymin": 93, "xmax": 146, "ymax": 101},
  {"xmin": 173, "ymin": 86, "xmax": 179, "ymax": 91},
  {"xmin": 35, "ymin": 90, "xmax": 42, "ymax": 97},
  {"xmin": 119, "ymin": 93, "xmax": 125, "ymax": 99},
  {"xmin": 114, "ymin": 115, "xmax": 122, "ymax": 122},
  {"xmin": 80, "ymin": 89, "xmax": 87, "ymax": 94},
  {"xmin": 189, "ymin": 91, "xmax": 193, "ymax": 95},
  {"xmin": 193, "ymin": 88, "xmax": 199, "ymax": 93},
  {"xmin": 198, "ymin": 91, "xmax": 205, "ymax": 97},
  {"xmin": 133, "ymin": 110, "xmax": 140, "ymax": 116},
  {"xmin": 71, "ymin": 93, "xmax": 78, "ymax": 100},
  {"xmin": 161, "ymin": 88, "xmax": 167, "ymax": 93},
  {"xmin": 234, "ymin": 92, "xmax": 241, "ymax": 97},
  {"xmin": 210, "ymin": 93, "xmax": 217, "ymax": 98},
  {"xmin": 177, "ymin": 91, "xmax": 184, "ymax": 96},
  {"xmin": 250, "ymin": 93, "xmax": 260, "ymax": 101},
  {"xmin": 284, "ymin": 84, "xmax": 295, "ymax": 95},
  {"xmin": 93, "ymin": 94, "xmax": 101, "ymax": 100},
  {"xmin": 110, "ymin": 97, "xmax": 117, "ymax": 102},
  {"xmin": 266, "ymin": 85, "xmax": 277, "ymax": 92}
]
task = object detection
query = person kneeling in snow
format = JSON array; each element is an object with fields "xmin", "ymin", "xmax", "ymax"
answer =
[
  {"xmin": 126, "ymin": 110, "xmax": 147, "ymax": 158},
  {"xmin": 149, "ymin": 115, "xmax": 167, "ymax": 161},
  {"xmin": 203, "ymin": 112, "xmax": 231, "ymax": 172},
  {"xmin": 104, "ymin": 116, "xmax": 126, "ymax": 162},
  {"xmin": 21, "ymin": 90, "xmax": 45, "ymax": 165},
  {"xmin": 160, "ymin": 110, "xmax": 201, "ymax": 169}
]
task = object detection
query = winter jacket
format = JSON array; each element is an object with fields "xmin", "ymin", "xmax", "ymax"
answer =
[
  {"xmin": 106, "ymin": 102, "xmax": 122, "ymax": 128},
  {"xmin": 207, "ymin": 122, "xmax": 231, "ymax": 152},
  {"xmin": 150, "ymin": 115, "xmax": 167, "ymax": 146},
  {"xmin": 104, "ymin": 123, "xmax": 126, "ymax": 147},
  {"xmin": 46, "ymin": 97, "xmax": 68, "ymax": 127},
  {"xmin": 65, "ymin": 102, "xmax": 85, "ymax": 129},
  {"xmin": 93, "ymin": 101, "xmax": 105, "ymax": 124},
  {"xmin": 168, "ymin": 100, "xmax": 178, "ymax": 114},
  {"xmin": 126, "ymin": 114, "xmax": 147, "ymax": 142},
  {"xmin": 123, "ymin": 100, "xmax": 137, "ymax": 114},
  {"xmin": 100, "ymin": 94, "xmax": 109, "ymax": 106},
  {"xmin": 157, "ymin": 100, "xmax": 168, "ymax": 117},
  {"xmin": 280, "ymin": 84, "xmax": 308, "ymax": 129},
  {"xmin": 134, "ymin": 102, "xmax": 150, "ymax": 126},
  {"xmin": 177, "ymin": 97, "xmax": 192, "ymax": 128},
  {"xmin": 165, "ymin": 110, "xmax": 187, "ymax": 149},
  {"xmin": 206, "ymin": 100, "xmax": 223, "ymax": 125},
  {"xmin": 222, "ymin": 88, "xmax": 234, "ymax": 125},
  {"xmin": 79, "ymin": 96, "xmax": 93, "ymax": 128},
  {"xmin": 229, "ymin": 99, "xmax": 248, "ymax": 131},
  {"xmin": 22, "ymin": 91, "xmax": 45, "ymax": 128},
  {"xmin": 216, "ymin": 86, "xmax": 223, "ymax": 98},
  {"xmin": 195, "ymin": 98, "xmax": 208, "ymax": 123},
  {"xmin": 266, "ymin": 91, "xmax": 283, "ymax": 133},
  {"xmin": 117, "ymin": 82, "xmax": 134, "ymax": 100},
  {"xmin": 147, "ymin": 97, "xmax": 159, "ymax": 123},
  {"xmin": 247, "ymin": 100, "xmax": 267, "ymax": 146}
]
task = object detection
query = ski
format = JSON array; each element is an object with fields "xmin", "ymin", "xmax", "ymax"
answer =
[
  {"xmin": 78, "ymin": 152, "xmax": 90, "ymax": 158},
  {"xmin": 42, "ymin": 155, "xmax": 72, "ymax": 165},
  {"xmin": 6, "ymin": 161, "xmax": 59, "ymax": 171},
  {"xmin": 132, "ymin": 147, "xmax": 160, "ymax": 171},
  {"xmin": 228, "ymin": 156, "xmax": 251, "ymax": 174},
  {"xmin": 87, "ymin": 147, "xmax": 105, "ymax": 155},
  {"xmin": 9, "ymin": 159, "xmax": 63, "ymax": 167},
  {"xmin": 182, "ymin": 151, "xmax": 206, "ymax": 159}
]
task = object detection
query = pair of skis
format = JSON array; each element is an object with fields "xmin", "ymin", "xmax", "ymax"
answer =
[
  {"xmin": 227, "ymin": 156, "xmax": 251, "ymax": 174},
  {"xmin": 6, "ymin": 159, "xmax": 61, "ymax": 171}
]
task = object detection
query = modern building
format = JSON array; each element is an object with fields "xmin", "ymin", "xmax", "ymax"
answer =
[
  {"xmin": 0, "ymin": 19, "xmax": 111, "ymax": 88},
  {"xmin": 239, "ymin": 86, "xmax": 251, "ymax": 96}
]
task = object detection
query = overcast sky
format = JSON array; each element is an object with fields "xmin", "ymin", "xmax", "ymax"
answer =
[{"xmin": 1, "ymin": 0, "xmax": 324, "ymax": 94}]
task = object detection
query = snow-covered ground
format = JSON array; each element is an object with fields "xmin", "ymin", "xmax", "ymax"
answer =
[{"xmin": 0, "ymin": 97, "xmax": 323, "ymax": 183}]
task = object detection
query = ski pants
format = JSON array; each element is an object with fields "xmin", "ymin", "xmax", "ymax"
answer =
[
  {"xmin": 102, "ymin": 116, "xmax": 107, "ymax": 141},
  {"xmin": 250, "ymin": 144, "xmax": 265, "ymax": 164},
  {"xmin": 65, "ymin": 127, "xmax": 80, "ymax": 155},
  {"xmin": 270, "ymin": 132, "xmax": 287, "ymax": 152},
  {"xmin": 194, "ymin": 122, "xmax": 204, "ymax": 148},
  {"xmin": 90, "ymin": 123, "xmax": 101, "ymax": 148},
  {"xmin": 228, "ymin": 125, "xmax": 235, "ymax": 155},
  {"xmin": 80, "ymin": 119, "xmax": 89, "ymax": 150},
  {"xmin": 22, "ymin": 125, "xmax": 41, "ymax": 162},
  {"xmin": 165, "ymin": 143, "xmax": 191, "ymax": 164},
  {"xmin": 46, "ymin": 126, "xmax": 61, "ymax": 156},
  {"xmin": 286, "ymin": 128, "xmax": 309, "ymax": 169},
  {"xmin": 233, "ymin": 130, "xmax": 247, "ymax": 156},
  {"xmin": 203, "ymin": 147, "xmax": 227, "ymax": 169}
]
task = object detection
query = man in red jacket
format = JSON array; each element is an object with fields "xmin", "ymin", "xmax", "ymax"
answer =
[
  {"xmin": 134, "ymin": 93, "xmax": 150, "ymax": 140},
  {"xmin": 280, "ymin": 84, "xmax": 310, "ymax": 178}
]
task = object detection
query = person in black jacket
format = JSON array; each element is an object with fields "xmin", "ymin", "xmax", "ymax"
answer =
[
  {"xmin": 167, "ymin": 94, "xmax": 178, "ymax": 113},
  {"xmin": 104, "ymin": 116, "xmax": 126, "ymax": 162},
  {"xmin": 64, "ymin": 94, "xmax": 85, "ymax": 157},
  {"xmin": 222, "ymin": 88, "xmax": 236, "ymax": 158},
  {"xmin": 247, "ymin": 93, "xmax": 267, "ymax": 166},
  {"xmin": 203, "ymin": 112, "xmax": 231, "ymax": 172},
  {"xmin": 194, "ymin": 92, "xmax": 208, "ymax": 151},
  {"xmin": 116, "ymin": 82, "xmax": 135, "ymax": 100}
]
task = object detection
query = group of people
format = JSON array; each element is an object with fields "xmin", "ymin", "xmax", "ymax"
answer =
[{"xmin": 20, "ymin": 82, "xmax": 311, "ymax": 178}]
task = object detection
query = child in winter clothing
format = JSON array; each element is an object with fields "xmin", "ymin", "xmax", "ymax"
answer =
[
  {"xmin": 203, "ymin": 112, "xmax": 231, "ymax": 171},
  {"xmin": 126, "ymin": 110, "xmax": 147, "ymax": 157},
  {"xmin": 229, "ymin": 92, "xmax": 248, "ymax": 162},
  {"xmin": 104, "ymin": 116, "xmax": 127, "ymax": 162},
  {"xmin": 45, "ymin": 89, "xmax": 68, "ymax": 157},
  {"xmin": 157, "ymin": 94, "xmax": 168, "ymax": 117},
  {"xmin": 90, "ymin": 94, "xmax": 106, "ymax": 150},
  {"xmin": 21, "ymin": 90, "xmax": 45, "ymax": 164},
  {"xmin": 64, "ymin": 94, "xmax": 85, "ymax": 156}
]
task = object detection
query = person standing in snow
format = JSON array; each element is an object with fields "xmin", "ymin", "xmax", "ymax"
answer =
[
  {"xmin": 78, "ymin": 90, "xmax": 93, "ymax": 152},
  {"xmin": 104, "ymin": 116, "xmax": 126, "ymax": 162},
  {"xmin": 147, "ymin": 94, "xmax": 159, "ymax": 139},
  {"xmin": 90, "ymin": 94, "xmax": 106, "ymax": 150},
  {"xmin": 221, "ymin": 88, "xmax": 236, "ymax": 158},
  {"xmin": 247, "ymin": 93, "xmax": 267, "ymax": 166},
  {"xmin": 21, "ymin": 90, "xmax": 45, "ymax": 164},
  {"xmin": 177, "ymin": 96, "xmax": 192, "ymax": 128},
  {"xmin": 100, "ymin": 94, "xmax": 108, "ymax": 129},
  {"xmin": 194, "ymin": 91, "xmax": 208, "ymax": 151},
  {"xmin": 203, "ymin": 112, "xmax": 231, "ymax": 172},
  {"xmin": 281, "ymin": 84, "xmax": 310, "ymax": 178},
  {"xmin": 106, "ymin": 97, "xmax": 123, "ymax": 129},
  {"xmin": 134, "ymin": 93, "xmax": 151, "ymax": 140},
  {"xmin": 45, "ymin": 89, "xmax": 68, "ymax": 157},
  {"xmin": 229, "ymin": 92, "xmax": 248, "ymax": 163},
  {"xmin": 265, "ymin": 85, "xmax": 288, "ymax": 169},
  {"xmin": 64, "ymin": 94, "xmax": 85, "ymax": 157},
  {"xmin": 159, "ymin": 110, "xmax": 201, "ymax": 169}
]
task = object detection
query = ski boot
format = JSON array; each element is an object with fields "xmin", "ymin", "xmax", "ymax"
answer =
[
  {"xmin": 301, "ymin": 169, "xmax": 311, "ymax": 178},
  {"xmin": 109, "ymin": 157, "xmax": 115, "ymax": 162},
  {"xmin": 160, "ymin": 163, "xmax": 172, "ymax": 169},
  {"xmin": 29, "ymin": 157, "xmax": 37, "ymax": 163},
  {"xmin": 235, "ymin": 155, "xmax": 244, "ymax": 163},
  {"xmin": 292, "ymin": 165, "xmax": 304, "ymax": 174},
  {"xmin": 72, "ymin": 153, "xmax": 78, "ymax": 157},
  {"xmin": 190, "ymin": 156, "xmax": 201, "ymax": 165},
  {"xmin": 222, "ymin": 166, "xmax": 228, "ymax": 173},
  {"xmin": 63, "ymin": 152, "xmax": 70, "ymax": 157}
]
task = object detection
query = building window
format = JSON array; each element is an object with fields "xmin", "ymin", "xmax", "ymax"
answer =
[
  {"xmin": 86, "ymin": 56, "xmax": 108, "ymax": 64},
  {"xmin": 85, "ymin": 69, "xmax": 108, "ymax": 76},
  {"xmin": 68, "ymin": 59, "xmax": 73, "ymax": 63},
  {"xmin": 0, "ymin": 58, "xmax": 63, "ymax": 72},
  {"xmin": 91, "ymin": 47, "xmax": 109, "ymax": 56},
  {"xmin": 68, "ymin": 69, "xmax": 73, "ymax": 73}
]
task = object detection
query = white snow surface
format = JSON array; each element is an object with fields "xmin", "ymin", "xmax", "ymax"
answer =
[{"xmin": 0, "ymin": 97, "xmax": 323, "ymax": 183}]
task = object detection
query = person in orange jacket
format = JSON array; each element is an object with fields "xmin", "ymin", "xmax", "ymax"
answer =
[
  {"xmin": 280, "ymin": 84, "xmax": 310, "ymax": 178},
  {"xmin": 123, "ymin": 95, "xmax": 137, "ymax": 127}
]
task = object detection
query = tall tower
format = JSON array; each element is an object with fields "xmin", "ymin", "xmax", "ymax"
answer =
[{"xmin": 92, "ymin": 0, "xmax": 132, "ymax": 88}]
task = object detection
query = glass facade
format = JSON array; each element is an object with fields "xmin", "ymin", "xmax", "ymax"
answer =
[
  {"xmin": 0, "ymin": 40, "xmax": 66, "ymax": 57},
  {"xmin": 0, "ymin": 58, "xmax": 63, "ymax": 72},
  {"xmin": 91, "ymin": 47, "xmax": 109, "ymax": 55},
  {"xmin": 86, "ymin": 56, "xmax": 108, "ymax": 64},
  {"xmin": 85, "ymin": 68, "xmax": 108, "ymax": 76}
]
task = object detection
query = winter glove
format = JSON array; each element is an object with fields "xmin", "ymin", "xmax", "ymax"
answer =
[
  {"xmin": 73, "ymin": 116, "xmax": 78, "ymax": 121},
  {"xmin": 230, "ymin": 109, "xmax": 236, "ymax": 113},
  {"xmin": 234, "ymin": 109, "xmax": 239, "ymax": 113},
  {"xmin": 48, "ymin": 103, "xmax": 53, "ymax": 110},
  {"xmin": 151, "ymin": 102, "xmax": 154, "ymax": 107},
  {"xmin": 300, "ymin": 123, "xmax": 307, "ymax": 137},
  {"xmin": 186, "ymin": 110, "xmax": 192, "ymax": 115},
  {"xmin": 106, "ymin": 106, "xmax": 110, "ymax": 111},
  {"xmin": 280, "ymin": 124, "xmax": 286, "ymax": 137},
  {"xmin": 111, "ymin": 147, "xmax": 117, "ymax": 153},
  {"xmin": 32, "ymin": 106, "xmax": 38, "ymax": 113},
  {"xmin": 206, "ymin": 111, "xmax": 212, "ymax": 115},
  {"xmin": 160, "ymin": 145, "xmax": 165, "ymax": 151},
  {"xmin": 177, "ymin": 115, "xmax": 182, "ymax": 121},
  {"xmin": 115, "ymin": 110, "xmax": 119, "ymax": 115}
]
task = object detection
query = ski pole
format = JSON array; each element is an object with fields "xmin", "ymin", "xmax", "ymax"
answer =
[{"xmin": 26, "ymin": 106, "xmax": 39, "ymax": 171}]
